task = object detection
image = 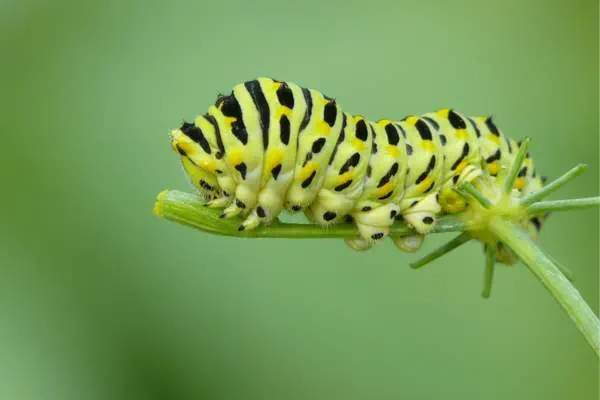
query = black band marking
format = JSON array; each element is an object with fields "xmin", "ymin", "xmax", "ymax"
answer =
[
  {"xmin": 486, "ymin": 149, "xmax": 501, "ymax": 163},
  {"xmin": 422, "ymin": 116, "xmax": 440, "ymax": 130},
  {"xmin": 204, "ymin": 114, "xmax": 225, "ymax": 155},
  {"xmin": 301, "ymin": 170, "xmax": 316, "ymax": 188},
  {"xmin": 328, "ymin": 113, "xmax": 347, "ymax": 164},
  {"xmin": 467, "ymin": 117, "xmax": 481, "ymax": 137},
  {"xmin": 339, "ymin": 152, "xmax": 361, "ymax": 175},
  {"xmin": 377, "ymin": 162, "xmax": 399, "ymax": 188},
  {"xmin": 311, "ymin": 137, "xmax": 326, "ymax": 153},
  {"xmin": 235, "ymin": 162, "xmax": 247, "ymax": 180},
  {"xmin": 323, "ymin": 101, "xmax": 337, "ymax": 127},
  {"xmin": 334, "ymin": 180, "xmax": 352, "ymax": 192},
  {"xmin": 415, "ymin": 119, "xmax": 433, "ymax": 140},
  {"xmin": 271, "ymin": 164, "xmax": 282, "ymax": 180},
  {"xmin": 299, "ymin": 88, "xmax": 313, "ymax": 132},
  {"xmin": 276, "ymin": 83, "xmax": 294, "ymax": 109},
  {"xmin": 385, "ymin": 123, "xmax": 400, "ymax": 145},
  {"xmin": 451, "ymin": 142, "xmax": 470, "ymax": 171},
  {"xmin": 415, "ymin": 156, "xmax": 436, "ymax": 184},
  {"xmin": 180, "ymin": 122, "xmax": 212, "ymax": 154},
  {"xmin": 245, "ymin": 80, "xmax": 270, "ymax": 150},
  {"xmin": 485, "ymin": 117, "xmax": 500, "ymax": 136},
  {"xmin": 280, "ymin": 115, "xmax": 291, "ymax": 145},
  {"xmin": 355, "ymin": 119, "xmax": 369, "ymax": 141},
  {"xmin": 448, "ymin": 110, "xmax": 467, "ymax": 129}
]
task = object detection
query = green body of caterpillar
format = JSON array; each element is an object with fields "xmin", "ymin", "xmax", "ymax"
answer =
[{"xmin": 170, "ymin": 77, "xmax": 547, "ymax": 252}]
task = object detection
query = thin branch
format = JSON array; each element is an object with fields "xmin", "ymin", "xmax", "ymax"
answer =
[
  {"xmin": 520, "ymin": 164, "xmax": 588, "ymax": 205},
  {"xmin": 547, "ymin": 254, "xmax": 575, "ymax": 283},
  {"xmin": 527, "ymin": 197, "xmax": 600, "ymax": 215},
  {"xmin": 459, "ymin": 182, "xmax": 492, "ymax": 208},
  {"xmin": 410, "ymin": 232, "xmax": 472, "ymax": 269},
  {"xmin": 154, "ymin": 190, "xmax": 470, "ymax": 239},
  {"xmin": 505, "ymin": 137, "xmax": 530, "ymax": 194},
  {"xmin": 488, "ymin": 217, "xmax": 600, "ymax": 356},
  {"xmin": 481, "ymin": 246, "xmax": 496, "ymax": 298}
]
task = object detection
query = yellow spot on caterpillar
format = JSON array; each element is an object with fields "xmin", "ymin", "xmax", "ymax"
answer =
[
  {"xmin": 312, "ymin": 94, "xmax": 326, "ymax": 108},
  {"xmin": 435, "ymin": 108, "xmax": 450, "ymax": 118},
  {"xmin": 298, "ymin": 161, "xmax": 319, "ymax": 181},
  {"xmin": 489, "ymin": 134, "xmax": 500, "ymax": 145},
  {"xmin": 417, "ymin": 176, "xmax": 435, "ymax": 193},
  {"xmin": 200, "ymin": 159, "xmax": 217, "ymax": 172},
  {"xmin": 487, "ymin": 161, "xmax": 500, "ymax": 175},
  {"xmin": 275, "ymin": 107, "xmax": 292, "ymax": 119},
  {"xmin": 317, "ymin": 120, "xmax": 331, "ymax": 135},
  {"xmin": 227, "ymin": 149, "xmax": 243, "ymax": 166},
  {"xmin": 422, "ymin": 140, "xmax": 435, "ymax": 152},
  {"xmin": 272, "ymin": 81, "xmax": 282, "ymax": 91},
  {"xmin": 375, "ymin": 182, "xmax": 395, "ymax": 198},
  {"xmin": 515, "ymin": 177, "xmax": 526, "ymax": 190},
  {"xmin": 377, "ymin": 119, "xmax": 391, "ymax": 126},
  {"xmin": 265, "ymin": 150, "xmax": 283, "ymax": 173},
  {"xmin": 455, "ymin": 160, "xmax": 468, "ymax": 173},
  {"xmin": 386, "ymin": 144, "xmax": 400, "ymax": 157},
  {"xmin": 335, "ymin": 171, "xmax": 355, "ymax": 186},
  {"xmin": 455, "ymin": 128, "xmax": 467, "ymax": 140},
  {"xmin": 176, "ymin": 141, "xmax": 196, "ymax": 155},
  {"xmin": 405, "ymin": 116, "xmax": 419, "ymax": 126},
  {"xmin": 223, "ymin": 116, "xmax": 236, "ymax": 128},
  {"xmin": 352, "ymin": 138, "xmax": 366, "ymax": 151},
  {"xmin": 439, "ymin": 187, "xmax": 466, "ymax": 214}
]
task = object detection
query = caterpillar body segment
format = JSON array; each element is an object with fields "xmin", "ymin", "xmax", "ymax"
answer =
[{"xmin": 169, "ymin": 77, "xmax": 546, "ymax": 250}]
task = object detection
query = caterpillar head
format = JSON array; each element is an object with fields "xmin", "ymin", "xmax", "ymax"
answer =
[{"xmin": 170, "ymin": 122, "xmax": 222, "ymax": 200}]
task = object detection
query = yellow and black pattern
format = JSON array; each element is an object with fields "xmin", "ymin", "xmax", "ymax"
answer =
[{"xmin": 170, "ymin": 77, "xmax": 547, "ymax": 251}]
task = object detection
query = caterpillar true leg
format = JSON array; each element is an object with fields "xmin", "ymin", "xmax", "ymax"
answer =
[
  {"xmin": 401, "ymin": 192, "xmax": 442, "ymax": 234},
  {"xmin": 352, "ymin": 203, "xmax": 402, "ymax": 243},
  {"xmin": 391, "ymin": 234, "xmax": 425, "ymax": 253}
]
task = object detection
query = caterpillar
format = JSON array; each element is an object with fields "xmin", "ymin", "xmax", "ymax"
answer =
[{"xmin": 169, "ymin": 77, "xmax": 547, "ymax": 256}]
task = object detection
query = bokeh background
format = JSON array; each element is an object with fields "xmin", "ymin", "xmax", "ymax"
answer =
[{"xmin": 1, "ymin": 0, "xmax": 598, "ymax": 399}]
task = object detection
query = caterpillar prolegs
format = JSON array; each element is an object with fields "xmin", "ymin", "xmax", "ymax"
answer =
[{"xmin": 169, "ymin": 77, "xmax": 547, "ymax": 256}]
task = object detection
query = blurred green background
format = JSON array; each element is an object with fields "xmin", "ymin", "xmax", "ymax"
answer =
[{"xmin": 1, "ymin": 0, "xmax": 598, "ymax": 399}]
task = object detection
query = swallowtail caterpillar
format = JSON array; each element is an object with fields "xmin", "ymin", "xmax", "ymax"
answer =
[{"xmin": 169, "ymin": 77, "xmax": 547, "ymax": 260}]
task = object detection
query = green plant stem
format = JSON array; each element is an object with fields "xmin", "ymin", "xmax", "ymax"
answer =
[
  {"xmin": 547, "ymin": 254, "xmax": 574, "ymax": 283},
  {"xmin": 410, "ymin": 232, "xmax": 472, "ymax": 269},
  {"xmin": 521, "ymin": 164, "xmax": 588, "ymax": 205},
  {"xmin": 154, "ymin": 190, "xmax": 469, "ymax": 239},
  {"xmin": 482, "ymin": 246, "xmax": 496, "ymax": 298},
  {"xmin": 504, "ymin": 137, "xmax": 529, "ymax": 194},
  {"xmin": 459, "ymin": 182, "xmax": 492, "ymax": 208},
  {"xmin": 488, "ymin": 216, "xmax": 600, "ymax": 355},
  {"xmin": 155, "ymin": 188, "xmax": 600, "ymax": 356},
  {"xmin": 527, "ymin": 197, "xmax": 600, "ymax": 215}
]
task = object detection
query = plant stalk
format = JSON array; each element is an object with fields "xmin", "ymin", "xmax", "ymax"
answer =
[
  {"xmin": 527, "ymin": 197, "xmax": 600, "ymax": 215},
  {"xmin": 488, "ymin": 216, "xmax": 600, "ymax": 355},
  {"xmin": 154, "ymin": 190, "xmax": 470, "ymax": 239}
]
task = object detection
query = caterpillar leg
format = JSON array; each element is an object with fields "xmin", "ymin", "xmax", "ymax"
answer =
[
  {"xmin": 238, "ymin": 189, "xmax": 284, "ymax": 231},
  {"xmin": 390, "ymin": 234, "xmax": 425, "ymax": 253},
  {"xmin": 344, "ymin": 238, "xmax": 373, "ymax": 252},
  {"xmin": 344, "ymin": 203, "xmax": 401, "ymax": 248},
  {"xmin": 306, "ymin": 189, "xmax": 356, "ymax": 225},
  {"xmin": 401, "ymin": 192, "xmax": 441, "ymax": 234},
  {"xmin": 221, "ymin": 183, "xmax": 258, "ymax": 219},
  {"xmin": 205, "ymin": 196, "xmax": 232, "ymax": 208}
]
